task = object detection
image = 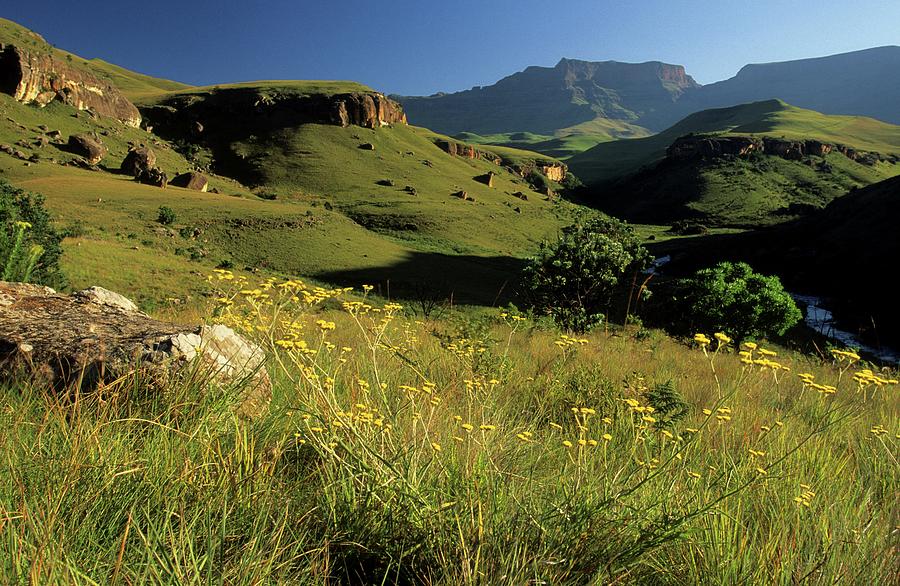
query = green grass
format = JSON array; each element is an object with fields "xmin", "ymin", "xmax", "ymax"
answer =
[
  {"xmin": 455, "ymin": 117, "xmax": 652, "ymax": 160},
  {"xmin": 569, "ymin": 100, "xmax": 900, "ymax": 185},
  {"xmin": 134, "ymin": 80, "xmax": 375, "ymax": 106},
  {"xmin": 1, "ymin": 281, "xmax": 896, "ymax": 583},
  {"xmin": 0, "ymin": 90, "xmax": 579, "ymax": 305},
  {"xmin": 595, "ymin": 149, "xmax": 899, "ymax": 227}
]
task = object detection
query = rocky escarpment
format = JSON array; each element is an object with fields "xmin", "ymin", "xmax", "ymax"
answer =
[
  {"xmin": 434, "ymin": 138, "xmax": 568, "ymax": 183},
  {"xmin": 0, "ymin": 282, "xmax": 270, "ymax": 417},
  {"xmin": 0, "ymin": 43, "xmax": 141, "ymax": 127},
  {"xmin": 667, "ymin": 135, "xmax": 895, "ymax": 166},
  {"xmin": 142, "ymin": 88, "xmax": 406, "ymax": 138}
]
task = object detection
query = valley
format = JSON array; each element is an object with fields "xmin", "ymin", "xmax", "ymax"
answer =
[{"xmin": 0, "ymin": 10, "xmax": 898, "ymax": 584}]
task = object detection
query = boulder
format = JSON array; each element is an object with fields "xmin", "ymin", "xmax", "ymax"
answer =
[
  {"xmin": 121, "ymin": 146, "xmax": 157, "ymax": 177},
  {"xmin": 137, "ymin": 167, "xmax": 168, "ymax": 188},
  {"xmin": 358, "ymin": 143, "xmax": 375, "ymax": 151},
  {"xmin": 475, "ymin": 172, "xmax": 495, "ymax": 187},
  {"xmin": 0, "ymin": 282, "xmax": 270, "ymax": 418},
  {"xmin": 170, "ymin": 171, "xmax": 209, "ymax": 192},
  {"xmin": 67, "ymin": 134, "xmax": 107, "ymax": 164}
]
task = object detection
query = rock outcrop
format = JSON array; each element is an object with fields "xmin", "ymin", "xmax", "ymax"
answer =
[
  {"xmin": 0, "ymin": 282, "xmax": 270, "ymax": 417},
  {"xmin": 434, "ymin": 139, "xmax": 502, "ymax": 164},
  {"xmin": 0, "ymin": 43, "xmax": 141, "ymax": 127},
  {"xmin": 433, "ymin": 138, "xmax": 568, "ymax": 183},
  {"xmin": 141, "ymin": 88, "xmax": 407, "ymax": 140},
  {"xmin": 667, "ymin": 134, "xmax": 889, "ymax": 166},
  {"xmin": 171, "ymin": 171, "xmax": 209, "ymax": 191}
]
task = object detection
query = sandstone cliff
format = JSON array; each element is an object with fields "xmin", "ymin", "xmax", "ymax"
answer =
[
  {"xmin": 143, "ymin": 87, "xmax": 406, "ymax": 139},
  {"xmin": 0, "ymin": 43, "xmax": 141, "ymax": 127}
]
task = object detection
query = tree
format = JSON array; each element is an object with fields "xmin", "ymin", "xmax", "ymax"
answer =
[
  {"xmin": 522, "ymin": 215, "xmax": 650, "ymax": 332},
  {"xmin": 680, "ymin": 261, "xmax": 801, "ymax": 341},
  {"xmin": 0, "ymin": 180, "xmax": 65, "ymax": 287}
]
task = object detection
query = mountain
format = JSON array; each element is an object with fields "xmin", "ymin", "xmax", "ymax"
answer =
[
  {"xmin": 567, "ymin": 100, "xmax": 900, "ymax": 226},
  {"xmin": 399, "ymin": 47, "xmax": 900, "ymax": 158},
  {"xmin": 396, "ymin": 58, "xmax": 698, "ymax": 150},
  {"xmin": 677, "ymin": 46, "xmax": 900, "ymax": 126}
]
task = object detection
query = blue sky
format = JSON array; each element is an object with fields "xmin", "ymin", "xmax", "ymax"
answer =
[{"xmin": 4, "ymin": 1, "xmax": 899, "ymax": 94}]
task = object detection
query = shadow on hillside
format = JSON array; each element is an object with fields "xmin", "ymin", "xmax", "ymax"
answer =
[{"xmin": 312, "ymin": 251, "xmax": 528, "ymax": 307}]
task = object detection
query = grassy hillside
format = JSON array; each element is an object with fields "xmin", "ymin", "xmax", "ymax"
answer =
[
  {"xmin": 455, "ymin": 118, "xmax": 652, "ymax": 160},
  {"xmin": 569, "ymin": 100, "xmax": 900, "ymax": 185},
  {"xmin": 2, "ymin": 277, "xmax": 897, "ymax": 583},
  {"xmin": 568, "ymin": 100, "xmax": 900, "ymax": 226},
  {"xmin": 0, "ymin": 84, "xmax": 577, "ymax": 309}
]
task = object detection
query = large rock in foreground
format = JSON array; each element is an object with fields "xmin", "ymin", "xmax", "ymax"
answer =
[{"xmin": 0, "ymin": 282, "xmax": 270, "ymax": 417}]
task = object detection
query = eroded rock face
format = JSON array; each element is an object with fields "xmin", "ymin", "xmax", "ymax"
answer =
[
  {"xmin": 0, "ymin": 43, "xmax": 141, "ymax": 127},
  {"xmin": 0, "ymin": 282, "xmax": 270, "ymax": 417},
  {"xmin": 540, "ymin": 164, "xmax": 566, "ymax": 182},
  {"xmin": 171, "ymin": 171, "xmax": 209, "ymax": 191}
]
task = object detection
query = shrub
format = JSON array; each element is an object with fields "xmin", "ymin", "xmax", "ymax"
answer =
[
  {"xmin": 157, "ymin": 206, "xmax": 177, "ymax": 225},
  {"xmin": 0, "ymin": 179, "xmax": 65, "ymax": 286},
  {"xmin": 522, "ymin": 215, "xmax": 650, "ymax": 332},
  {"xmin": 680, "ymin": 261, "xmax": 801, "ymax": 341}
]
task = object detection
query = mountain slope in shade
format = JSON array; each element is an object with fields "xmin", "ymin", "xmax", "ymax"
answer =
[
  {"xmin": 397, "ymin": 58, "xmax": 698, "ymax": 138},
  {"xmin": 399, "ymin": 47, "xmax": 900, "ymax": 157},
  {"xmin": 678, "ymin": 46, "xmax": 900, "ymax": 126}
]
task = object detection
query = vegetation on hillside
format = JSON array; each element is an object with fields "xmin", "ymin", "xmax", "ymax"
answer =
[
  {"xmin": 522, "ymin": 215, "xmax": 650, "ymax": 332},
  {"xmin": 0, "ymin": 179, "xmax": 64, "ymax": 286},
  {"xmin": 2, "ymin": 275, "xmax": 896, "ymax": 583}
]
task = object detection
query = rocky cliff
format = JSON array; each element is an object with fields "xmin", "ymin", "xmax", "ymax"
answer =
[
  {"xmin": 143, "ymin": 87, "xmax": 406, "ymax": 139},
  {"xmin": 667, "ymin": 134, "xmax": 893, "ymax": 165},
  {"xmin": 0, "ymin": 43, "xmax": 141, "ymax": 127},
  {"xmin": 398, "ymin": 58, "xmax": 701, "ymax": 136}
]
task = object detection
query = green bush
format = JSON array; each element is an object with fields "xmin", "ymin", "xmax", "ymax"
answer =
[
  {"xmin": 522, "ymin": 215, "xmax": 650, "ymax": 332},
  {"xmin": 157, "ymin": 206, "xmax": 177, "ymax": 225},
  {"xmin": 0, "ymin": 180, "xmax": 65, "ymax": 287},
  {"xmin": 680, "ymin": 261, "xmax": 801, "ymax": 341}
]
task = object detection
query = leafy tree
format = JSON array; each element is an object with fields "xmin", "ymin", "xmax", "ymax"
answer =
[
  {"xmin": 522, "ymin": 215, "xmax": 650, "ymax": 332},
  {"xmin": 680, "ymin": 261, "xmax": 801, "ymax": 341},
  {"xmin": 0, "ymin": 179, "xmax": 65, "ymax": 287}
]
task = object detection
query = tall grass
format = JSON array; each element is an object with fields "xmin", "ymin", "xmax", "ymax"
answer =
[{"xmin": 1, "ymin": 272, "xmax": 896, "ymax": 584}]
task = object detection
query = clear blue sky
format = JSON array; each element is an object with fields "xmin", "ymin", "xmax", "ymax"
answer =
[{"xmin": 4, "ymin": 1, "xmax": 899, "ymax": 95}]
